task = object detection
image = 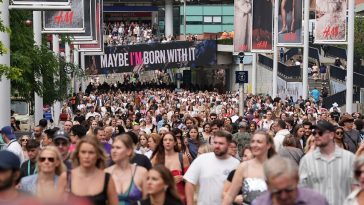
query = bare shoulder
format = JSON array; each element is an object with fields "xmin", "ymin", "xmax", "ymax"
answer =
[
  {"xmin": 136, "ymin": 165, "xmax": 147, "ymax": 175},
  {"xmin": 59, "ymin": 171, "xmax": 67, "ymax": 181},
  {"xmin": 105, "ymin": 165, "xmax": 115, "ymax": 173}
]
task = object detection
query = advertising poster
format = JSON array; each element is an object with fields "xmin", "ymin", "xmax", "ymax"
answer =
[
  {"xmin": 278, "ymin": 0, "xmax": 303, "ymax": 46},
  {"xmin": 314, "ymin": 0, "xmax": 347, "ymax": 43},
  {"xmin": 234, "ymin": 0, "xmax": 252, "ymax": 52},
  {"xmin": 251, "ymin": 0, "xmax": 273, "ymax": 52},
  {"xmin": 42, "ymin": 0, "xmax": 86, "ymax": 33},
  {"xmin": 84, "ymin": 40, "xmax": 217, "ymax": 75},
  {"xmin": 79, "ymin": 0, "xmax": 103, "ymax": 53}
]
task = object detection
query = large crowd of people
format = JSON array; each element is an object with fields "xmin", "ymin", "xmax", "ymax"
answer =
[{"xmin": 2, "ymin": 82, "xmax": 364, "ymax": 205}]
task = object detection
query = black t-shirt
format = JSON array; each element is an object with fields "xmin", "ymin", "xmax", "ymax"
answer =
[
  {"xmin": 131, "ymin": 153, "xmax": 152, "ymax": 170},
  {"xmin": 227, "ymin": 169, "xmax": 243, "ymax": 205},
  {"xmin": 20, "ymin": 160, "xmax": 37, "ymax": 178}
]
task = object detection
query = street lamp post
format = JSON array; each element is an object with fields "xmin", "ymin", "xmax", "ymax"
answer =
[
  {"xmin": 182, "ymin": 0, "xmax": 186, "ymax": 40},
  {"xmin": 239, "ymin": 52, "xmax": 245, "ymax": 117}
]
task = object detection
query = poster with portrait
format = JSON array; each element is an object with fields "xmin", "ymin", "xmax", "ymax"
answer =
[
  {"xmin": 251, "ymin": 0, "xmax": 273, "ymax": 52},
  {"xmin": 314, "ymin": 0, "xmax": 347, "ymax": 44},
  {"xmin": 277, "ymin": 0, "xmax": 303, "ymax": 46},
  {"xmin": 234, "ymin": 0, "xmax": 252, "ymax": 52}
]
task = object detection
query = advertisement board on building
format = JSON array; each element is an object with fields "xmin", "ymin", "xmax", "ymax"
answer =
[
  {"xmin": 78, "ymin": 0, "xmax": 103, "ymax": 53},
  {"xmin": 72, "ymin": 0, "xmax": 96, "ymax": 42},
  {"xmin": 251, "ymin": 0, "xmax": 273, "ymax": 52},
  {"xmin": 84, "ymin": 40, "xmax": 217, "ymax": 75},
  {"xmin": 10, "ymin": 0, "xmax": 71, "ymax": 10},
  {"xmin": 42, "ymin": 0, "xmax": 87, "ymax": 33},
  {"xmin": 277, "ymin": 0, "xmax": 303, "ymax": 46},
  {"xmin": 233, "ymin": 0, "xmax": 252, "ymax": 52},
  {"xmin": 314, "ymin": 0, "xmax": 347, "ymax": 44}
]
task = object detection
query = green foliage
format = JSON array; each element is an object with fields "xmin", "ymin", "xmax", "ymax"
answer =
[
  {"xmin": 354, "ymin": 17, "xmax": 364, "ymax": 59},
  {"xmin": 9, "ymin": 10, "xmax": 83, "ymax": 105}
]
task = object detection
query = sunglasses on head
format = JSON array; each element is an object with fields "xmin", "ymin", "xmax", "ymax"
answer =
[{"xmin": 39, "ymin": 157, "xmax": 55, "ymax": 163}]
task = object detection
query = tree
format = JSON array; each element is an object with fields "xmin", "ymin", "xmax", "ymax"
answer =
[{"xmin": 9, "ymin": 10, "xmax": 82, "ymax": 105}]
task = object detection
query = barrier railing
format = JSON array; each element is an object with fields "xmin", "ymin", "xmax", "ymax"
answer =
[
  {"xmin": 322, "ymin": 90, "xmax": 360, "ymax": 109},
  {"xmin": 284, "ymin": 48, "xmax": 299, "ymax": 62},
  {"xmin": 330, "ymin": 65, "xmax": 364, "ymax": 88},
  {"xmin": 325, "ymin": 46, "xmax": 347, "ymax": 59},
  {"xmin": 258, "ymin": 54, "xmax": 301, "ymax": 79}
]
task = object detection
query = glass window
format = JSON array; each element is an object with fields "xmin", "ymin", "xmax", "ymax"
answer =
[
  {"xmin": 213, "ymin": 16, "xmax": 221, "ymax": 23},
  {"xmin": 204, "ymin": 16, "xmax": 212, "ymax": 23}
]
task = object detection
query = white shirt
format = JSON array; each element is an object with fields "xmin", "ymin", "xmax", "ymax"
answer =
[
  {"xmin": 183, "ymin": 152, "xmax": 239, "ymax": 205},
  {"xmin": 6, "ymin": 139, "xmax": 25, "ymax": 164},
  {"xmin": 274, "ymin": 129, "xmax": 291, "ymax": 152}
]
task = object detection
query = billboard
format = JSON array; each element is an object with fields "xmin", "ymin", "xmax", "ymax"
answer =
[
  {"xmin": 42, "ymin": 0, "xmax": 87, "ymax": 33},
  {"xmin": 84, "ymin": 40, "xmax": 217, "ymax": 75},
  {"xmin": 314, "ymin": 0, "xmax": 347, "ymax": 43},
  {"xmin": 251, "ymin": 0, "xmax": 273, "ymax": 52},
  {"xmin": 234, "ymin": 0, "xmax": 252, "ymax": 52},
  {"xmin": 277, "ymin": 0, "xmax": 303, "ymax": 46},
  {"xmin": 71, "ymin": 0, "xmax": 95, "ymax": 42},
  {"xmin": 78, "ymin": 0, "xmax": 103, "ymax": 53},
  {"xmin": 10, "ymin": 0, "xmax": 71, "ymax": 10}
]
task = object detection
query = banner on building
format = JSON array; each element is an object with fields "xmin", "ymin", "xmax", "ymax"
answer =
[
  {"xmin": 84, "ymin": 40, "xmax": 217, "ymax": 75},
  {"xmin": 72, "ymin": 0, "xmax": 96, "ymax": 42},
  {"xmin": 278, "ymin": 0, "xmax": 303, "ymax": 46},
  {"xmin": 251, "ymin": 0, "xmax": 273, "ymax": 52},
  {"xmin": 233, "ymin": 0, "xmax": 252, "ymax": 52},
  {"xmin": 314, "ymin": 0, "xmax": 347, "ymax": 44},
  {"xmin": 10, "ymin": 0, "xmax": 71, "ymax": 10},
  {"xmin": 78, "ymin": 0, "xmax": 103, "ymax": 53},
  {"xmin": 42, "ymin": 0, "xmax": 87, "ymax": 33}
]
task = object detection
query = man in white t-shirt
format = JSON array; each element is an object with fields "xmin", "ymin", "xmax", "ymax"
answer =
[
  {"xmin": 1, "ymin": 126, "xmax": 24, "ymax": 163},
  {"xmin": 184, "ymin": 130, "xmax": 240, "ymax": 205}
]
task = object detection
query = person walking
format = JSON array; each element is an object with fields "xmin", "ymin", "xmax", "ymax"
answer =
[
  {"xmin": 299, "ymin": 120, "xmax": 355, "ymax": 205},
  {"xmin": 184, "ymin": 130, "xmax": 239, "ymax": 205},
  {"xmin": 253, "ymin": 155, "xmax": 329, "ymax": 205}
]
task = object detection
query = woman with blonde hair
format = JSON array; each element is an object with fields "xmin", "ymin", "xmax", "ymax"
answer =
[
  {"xmin": 20, "ymin": 146, "xmax": 66, "ymax": 201},
  {"xmin": 304, "ymin": 135, "xmax": 316, "ymax": 153},
  {"xmin": 105, "ymin": 134, "xmax": 148, "ymax": 205},
  {"xmin": 58, "ymin": 136, "xmax": 118, "ymax": 205},
  {"xmin": 222, "ymin": 131, "xmax": 276, "ymax": 205}
]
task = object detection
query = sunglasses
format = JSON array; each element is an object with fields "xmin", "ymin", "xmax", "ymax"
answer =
[
  {"xmin": 39, "ymin": 157, "xmax": 55, "ymax": 163},
  {"xmin": 336, "ymin": 131, "xmax": 344, "ymax": 135},
  {"xmin": 55, "ymin": 141, "xmax": 69, "ymax": 146},
  {"xmin": 21, "ymin": 139, "xmax": 29, "ymax": 142},
  {"xmin": 312, "ymin": 130, "xmax": 329, "ymax": 136},
  {"xmin": 355, "ymin": 170, "xmax": 364, "ymax": 178},
  {"xmin": 271, "ymin": 186, "xmax": 297, "ymax": 196}
]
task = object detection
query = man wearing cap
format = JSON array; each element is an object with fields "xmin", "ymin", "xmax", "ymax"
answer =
[
  {"xmin": 232, "ymin": 121, "xmax": 251, "ymax": 155},
  {"xmin": 299, "ymin": 120, "xmax": 355, "ymax": 205},
  {"xmin": 340, "ymin": 115, "xmax": 360, "ymax": 153},
  {"xmin": 0, "ymin": 150, "xmax": 23, "ymax": 202},
  {"xmin": 53, "ymin": 130, "xmax": 72, "ymax": 170},
  {"xmin": 1, "ymin": 126, "xmax": 24, "ymax": 163}
]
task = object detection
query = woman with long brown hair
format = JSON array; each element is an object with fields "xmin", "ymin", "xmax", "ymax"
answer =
[
  {"xmin": 58, "ymin": 136, "xmax": 118, "ymax": 205},
  {"xmin": 151, "ymin": 132, "xmax": 189, "ymax": 203},
  {"xmin": 133, "ymin": 164, "xmax": 183, "ymax": 205},
  {"xmin": 222, "ymin": 131, "xmax": 276, "ymax": 205}
]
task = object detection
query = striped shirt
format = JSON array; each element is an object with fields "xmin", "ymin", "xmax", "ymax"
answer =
[{"xmin": 299, "ymin": 146, "xmax": 355, "ymax": 205}]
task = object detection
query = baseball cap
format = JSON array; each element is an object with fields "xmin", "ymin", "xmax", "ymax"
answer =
[
  {"xmin": 312, "ymin": 120, "xmax": 336, "ymax": 133},
  {"xmin": 0, "ymin": 126, "xmax": 16, "ymax": 140},
  {"xmin": 0, "ymin": 150, "xmax": 20, "ymax": 169},
  {"xmin": 53, "ymin": 130, "xmax": 69, "ymax": 142}
]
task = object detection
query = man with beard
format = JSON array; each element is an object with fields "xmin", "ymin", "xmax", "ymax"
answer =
[
  {"xmin": 299, "ymin": 120, "xmax": 355, "ymax": 205},
  {"xmin": 0, "ymin": 150, "xmax": 22, "ymax": 202},
  {"xmin": 302, "ymin": 121, "xmax": 312, "ymax": 148},
  {"xmin": 184, "ymin": 130, "xmax": 239, "ymax": 205}
]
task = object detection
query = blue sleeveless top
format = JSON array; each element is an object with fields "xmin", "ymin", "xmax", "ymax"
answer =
[{"xmin": 117, "ymin": 165, "xmax": 143, "ymax": 205}]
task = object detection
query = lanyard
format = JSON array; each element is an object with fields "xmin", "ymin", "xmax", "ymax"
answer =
[{"xmin": 27, "ymin": 160, "xmax": 37, "ymax": 176}]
